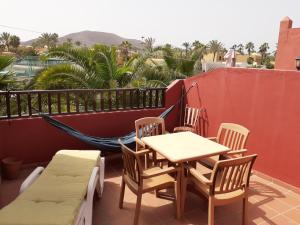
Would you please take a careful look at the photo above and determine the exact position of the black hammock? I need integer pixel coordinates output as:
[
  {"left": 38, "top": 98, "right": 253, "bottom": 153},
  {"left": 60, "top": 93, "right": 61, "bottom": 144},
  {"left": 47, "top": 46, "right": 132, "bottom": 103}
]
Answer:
[{"left": 41, "top": 83, "right": 196, "bottom": 151}]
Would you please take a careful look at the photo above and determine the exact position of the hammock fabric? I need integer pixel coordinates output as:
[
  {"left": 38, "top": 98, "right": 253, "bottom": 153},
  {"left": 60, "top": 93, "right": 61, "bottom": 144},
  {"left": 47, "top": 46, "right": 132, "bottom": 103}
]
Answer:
[
  {"left": 42, "top": 105, "right": 175, "bottom": 151},
  {"left": 42, "top": 83, "right": 196, "bottom": 152}
]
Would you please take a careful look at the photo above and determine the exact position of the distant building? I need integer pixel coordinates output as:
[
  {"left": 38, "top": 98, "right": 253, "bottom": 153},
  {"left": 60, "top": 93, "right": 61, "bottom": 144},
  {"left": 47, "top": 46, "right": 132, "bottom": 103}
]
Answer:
[{"left": 275, "top": 17, "right": 300, "bottom": 70}]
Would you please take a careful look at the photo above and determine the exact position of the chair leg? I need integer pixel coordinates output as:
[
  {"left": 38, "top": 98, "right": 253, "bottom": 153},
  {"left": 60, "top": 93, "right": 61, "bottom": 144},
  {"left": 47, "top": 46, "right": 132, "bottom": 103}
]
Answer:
[
  {"left": 133, "top": 193, "right": 142, "bottom": 225},
  {"left": 243, "top": 195, "right": 248, "bottom": 225},
  {"left": 119, "top": 176, "right": 125, "bottom": 209},
  {"left": 208, "top": 197, "right": 214, "bottom": 225}
]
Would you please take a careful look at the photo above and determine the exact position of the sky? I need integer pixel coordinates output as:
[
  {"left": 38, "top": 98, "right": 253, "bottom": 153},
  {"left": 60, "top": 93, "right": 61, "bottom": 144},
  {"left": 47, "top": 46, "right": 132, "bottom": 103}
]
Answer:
[{"left": 1, "top": 0, "right": 300, "bottom": 51}]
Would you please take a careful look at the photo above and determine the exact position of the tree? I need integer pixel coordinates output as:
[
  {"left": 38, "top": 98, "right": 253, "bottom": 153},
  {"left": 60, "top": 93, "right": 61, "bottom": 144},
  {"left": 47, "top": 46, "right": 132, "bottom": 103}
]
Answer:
[
  {"left": 33, "top": 33, "right": 58, "bottom": 48},
  {"left": 0, "top": 32, "right": 11, "bottom": 51},
  {"left": 245, "top": 42, "right": 255, "bottom": 56},
  {"left": 208, "top": 40, "right": 224, "bottom": 62},
  {"left": 143, "top": 37, "right": 155, "bottom": 52},
  {"left": 9, "top": 35, "right": 20, "bottom": 50},
  {"left": 258, "top": 42, "right": 270, "bottom": 63},
  {"left": 182, "top": 42, "right": 191, "bottom": 56},
  {"left": 119, "top": 41, "right": 132, "bottom": 63},
  {"left": 236, "top": 44, "right": 244, "bottom": 54},
  {"left": 30, "top": 44, "right": 134, "bottom": 89},
  {"left": 0, "top": 55, "right": 15, "bottom": 90}
]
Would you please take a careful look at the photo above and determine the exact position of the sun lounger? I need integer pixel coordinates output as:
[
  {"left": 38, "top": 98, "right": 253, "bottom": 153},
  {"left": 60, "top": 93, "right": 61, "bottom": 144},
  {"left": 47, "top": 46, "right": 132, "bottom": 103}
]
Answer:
[{"left": 0, "top": 150, "right": 105, "bottom": 225}]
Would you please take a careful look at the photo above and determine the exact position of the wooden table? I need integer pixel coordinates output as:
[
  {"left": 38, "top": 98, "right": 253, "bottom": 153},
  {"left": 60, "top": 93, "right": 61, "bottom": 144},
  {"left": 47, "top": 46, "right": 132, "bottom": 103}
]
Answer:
[{"left": 141, "top": 131, "right": 229, "bottom": 218}]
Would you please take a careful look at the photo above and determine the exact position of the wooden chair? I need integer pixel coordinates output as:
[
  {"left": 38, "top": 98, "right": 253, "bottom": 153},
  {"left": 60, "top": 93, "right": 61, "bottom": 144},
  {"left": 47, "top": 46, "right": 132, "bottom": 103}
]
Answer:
[
  {"left": 201, "top": 123, "right": 250, "bottom": 168},
  {"left": 135, "top": 117, "right": 167, "bottom": 167},
  {"left": 173, "top": 105, "right": 201, "bottom": 133},
  {"left": 187, "top": 154, "right": 257, "bottom": 225},
  {"left": 118, "top": 140, "right": 180, "bottom": 225}
]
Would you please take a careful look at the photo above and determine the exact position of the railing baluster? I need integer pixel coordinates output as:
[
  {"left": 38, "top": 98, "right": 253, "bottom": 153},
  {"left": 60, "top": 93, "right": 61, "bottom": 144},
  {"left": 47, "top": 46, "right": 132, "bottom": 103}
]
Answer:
[
  {"left": 66, "top": 92, "right": 70, "bottom": 113},
  {"left": 84, "top": 93, "right": 88, "bottom": 112},
  {"left": 116, "top": 90, "right": 119, "bottom": 110},
  {"left": 57, "top": 93, "right": 61, "bottom": 114},
  {"left": 136, "top": 89, "right": 140, "bottom": 108},
  {"left": 129, "top": 90, "right": 133, "bottom": 109},
  {"left": 149, "top": 90, "right": 153, "bottom": 108},
  {"left": 108, "top": 91, "right": 112, "bottom": 111},
  {"left": 122, "top": 90, "right": 126, "bottom": 109},
  {"left": 38, "top": 93, "right": 42, "bottom": 113},
  {"left": 48, "top": 93, "right": 52, "bottom": 114},
  {"left": 155, "top": 89, "right": 159, "bottom": 107},
  {"left": 16, "top": 94, "right": 21, "bottom": 116},
  {"left": 5, "top": 91, "right": 11, "bottom": 119},
  {"left": 161, "top": 88, "right": 166, "bottom": 107},
  {"left": 142, "top": 89, "right": 146, "bottom": 108},
  {"left": 75, "top": 92, "right": 79, "bottom": 113},
  {"left": 92, "top": 91, "right": 96, "bottom": 111},
  {"left": 100, "top": 91, "right": 104, "bottom": 111},
  {"left": 28, "top": 93, "right": 32, "bottom": 116}
]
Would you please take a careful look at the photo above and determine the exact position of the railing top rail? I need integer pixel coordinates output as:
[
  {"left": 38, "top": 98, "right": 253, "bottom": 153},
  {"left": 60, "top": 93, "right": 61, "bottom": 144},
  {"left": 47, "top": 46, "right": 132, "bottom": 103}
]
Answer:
[{"left": 0, "top": 87, "right": 167, "bottom": 95}]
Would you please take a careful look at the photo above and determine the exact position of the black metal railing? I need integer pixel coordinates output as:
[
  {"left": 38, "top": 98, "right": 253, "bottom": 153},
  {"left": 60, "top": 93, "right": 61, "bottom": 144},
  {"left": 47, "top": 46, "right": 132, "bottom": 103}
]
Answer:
[{"left": 0, "top": 88, "right": 166, "bottom": 119}]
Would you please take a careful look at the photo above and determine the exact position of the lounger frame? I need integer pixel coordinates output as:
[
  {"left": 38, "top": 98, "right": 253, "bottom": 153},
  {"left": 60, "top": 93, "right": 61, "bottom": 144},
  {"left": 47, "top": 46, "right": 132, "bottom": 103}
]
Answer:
[{"left": 20, "top": 157, "right": 105, "bottom": 225}]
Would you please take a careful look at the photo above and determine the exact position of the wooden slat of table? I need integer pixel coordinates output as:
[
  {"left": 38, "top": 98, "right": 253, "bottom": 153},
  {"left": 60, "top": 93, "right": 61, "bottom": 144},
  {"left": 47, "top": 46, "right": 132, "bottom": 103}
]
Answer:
[{"left": 142, "top": 131, "right": 229, "bottom": 163}]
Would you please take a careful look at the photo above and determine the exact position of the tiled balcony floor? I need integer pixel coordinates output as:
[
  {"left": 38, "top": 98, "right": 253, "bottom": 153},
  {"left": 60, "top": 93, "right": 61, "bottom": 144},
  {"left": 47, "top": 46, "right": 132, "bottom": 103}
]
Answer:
[{"left": 1, "top": 155, "right": 300, "bottom": 225}]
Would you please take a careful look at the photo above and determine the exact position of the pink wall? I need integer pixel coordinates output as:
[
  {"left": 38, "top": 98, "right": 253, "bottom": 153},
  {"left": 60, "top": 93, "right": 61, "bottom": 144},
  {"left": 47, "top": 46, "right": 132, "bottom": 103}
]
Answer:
[
  {"left": 184, "top": 68, "right": 300, "bottom": 188},
  {"left": 0, "top": 80, "right": 183, "bottom": 163},
  {"left": 275, "top": 17, "right": 300, "bottom": 70}
]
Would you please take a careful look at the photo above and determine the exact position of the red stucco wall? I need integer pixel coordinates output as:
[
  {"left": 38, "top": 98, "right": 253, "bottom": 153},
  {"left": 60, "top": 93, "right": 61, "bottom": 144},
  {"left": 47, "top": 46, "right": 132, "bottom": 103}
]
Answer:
[
  {"left": 0, "top": 80, "right": 183, "bottom": 163},
  {"left": 184, "top": 68, "right": 300, "bottom": 188},
  {"left": 275, "top": 17, "right": 300, "bottom": 70}
]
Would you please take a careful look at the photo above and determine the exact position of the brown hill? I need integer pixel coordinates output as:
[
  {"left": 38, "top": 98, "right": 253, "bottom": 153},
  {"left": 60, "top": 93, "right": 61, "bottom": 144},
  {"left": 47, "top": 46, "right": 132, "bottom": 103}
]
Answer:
[{"left": 23, "top": 30, "right": 143, "bottom": 49}]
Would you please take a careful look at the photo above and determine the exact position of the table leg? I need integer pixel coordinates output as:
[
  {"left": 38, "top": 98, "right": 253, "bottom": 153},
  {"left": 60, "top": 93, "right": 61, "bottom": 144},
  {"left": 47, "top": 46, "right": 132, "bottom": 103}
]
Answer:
[
  {"left": 180, "top": 163, "right": 187, "bottom": 216},
  {"left": 176, "top": 163, "right": 182, "bottom": 219}
]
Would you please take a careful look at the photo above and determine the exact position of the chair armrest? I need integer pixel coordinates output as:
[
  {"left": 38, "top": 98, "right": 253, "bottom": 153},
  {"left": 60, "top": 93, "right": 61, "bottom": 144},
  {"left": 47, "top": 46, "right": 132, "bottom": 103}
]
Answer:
[
  {"left": 141, "top": 166, "right": 178, "bottom": 179},
  {"left": 136, "top": 149, "right": 152, "bottom": 156},
  {"left": 226, "top": 149, "right": 247, "bottom": 156},
  {"left": 189, "top": 167, "right": 212, "bottom": 185},
  {"left": 135, "top": 137, "right": 146, "bottom": 148},
  {"left": 207, "top": 137, "right": 217, "bottom": 142},
  {"left": 20, "top": 166, "right": 44, "bottom": 193}
]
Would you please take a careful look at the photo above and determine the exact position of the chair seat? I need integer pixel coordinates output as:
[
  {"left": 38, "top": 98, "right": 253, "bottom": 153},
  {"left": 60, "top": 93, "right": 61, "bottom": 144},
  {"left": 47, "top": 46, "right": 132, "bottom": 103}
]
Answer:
[
  {"left": 124, "top": 167, "right": 175, "bottom": 192},
  {"left": 190, "top": 169, "right": 245, "bottom": 201},
  {"left": 199, "top": 155, "right": 219, "bottom": 169}
]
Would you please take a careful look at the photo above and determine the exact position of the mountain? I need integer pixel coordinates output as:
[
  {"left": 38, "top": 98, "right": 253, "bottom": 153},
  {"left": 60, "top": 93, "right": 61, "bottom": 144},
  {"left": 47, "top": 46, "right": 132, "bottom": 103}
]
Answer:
[{"left": 22, "top": 31, "right": 143, "bottom": 49}]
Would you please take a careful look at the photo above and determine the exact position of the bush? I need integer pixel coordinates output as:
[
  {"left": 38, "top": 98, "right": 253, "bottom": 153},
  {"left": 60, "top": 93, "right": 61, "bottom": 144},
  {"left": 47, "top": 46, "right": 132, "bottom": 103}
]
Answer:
[{"left": 247, "top": 57, "right": 254, "bottom": 65}]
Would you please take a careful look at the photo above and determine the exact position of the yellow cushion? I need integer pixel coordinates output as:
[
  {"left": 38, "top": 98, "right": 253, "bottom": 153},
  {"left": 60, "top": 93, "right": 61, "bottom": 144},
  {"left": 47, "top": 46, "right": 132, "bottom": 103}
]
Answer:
[{"left": 0, "top": 150, "right": 100, "bottom": 225}]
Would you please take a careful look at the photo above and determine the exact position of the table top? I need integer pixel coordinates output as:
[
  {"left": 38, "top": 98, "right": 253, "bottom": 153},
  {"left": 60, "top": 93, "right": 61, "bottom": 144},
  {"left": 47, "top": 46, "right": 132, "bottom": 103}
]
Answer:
[{"left": 142, "top": 131, "right": 229, "bottom": 163}]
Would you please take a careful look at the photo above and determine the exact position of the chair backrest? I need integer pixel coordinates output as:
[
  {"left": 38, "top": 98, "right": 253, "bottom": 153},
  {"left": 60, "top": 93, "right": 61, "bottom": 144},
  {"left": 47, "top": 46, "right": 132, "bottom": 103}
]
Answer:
[
  {"left": 210, "top": 154, "right": 257, "bottom": 195},
  {"left": 216, "top": 123, "right": 249, "bottom": 150},
  {"left": 119, "top": 139, "right": 143, "bottom": 185},
  {"left": 135, "top": 117, "right": 165, "bottom": 139},
  {"left": 183, "top": 106, "right": 201, "bottom": 129}
]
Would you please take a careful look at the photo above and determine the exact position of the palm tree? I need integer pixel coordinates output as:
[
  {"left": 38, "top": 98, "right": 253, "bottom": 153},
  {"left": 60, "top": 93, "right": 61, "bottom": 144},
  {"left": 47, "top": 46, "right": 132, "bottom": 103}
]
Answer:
[
  {"left": 9, "top": 35, "right": 20, "bottom": 51},
  {"left": 143, "top": 37, "right": 155, "bottom": 52},
  {"left": 182, "top": 42, "right": 191, "bottom": 56},
  {"left": 0, "top": 32, "right": 11, "bottom": 51},
  {"left": 258, "top": 42, "right": 270, "bottom": 63},
  {"left": 237, "top": 44, "right": 244, "bottom": 54},
  {"left": 33, "top": 33, "right": 59, "bottom": 48},
  {"left": 119, "top": 41, "right": 132, "bottom": 62},
  {"left": 245, "top": 42, "right": 255, "bottom": 56},
  {"left": 208, "top": 40, "right": 224, "bottom": 62},
  {"left": 30, "top": 44, "right": 133, "bottom": 89},
  {"left": 0, "top": 55, "right": 15, "bottom": 90}
]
